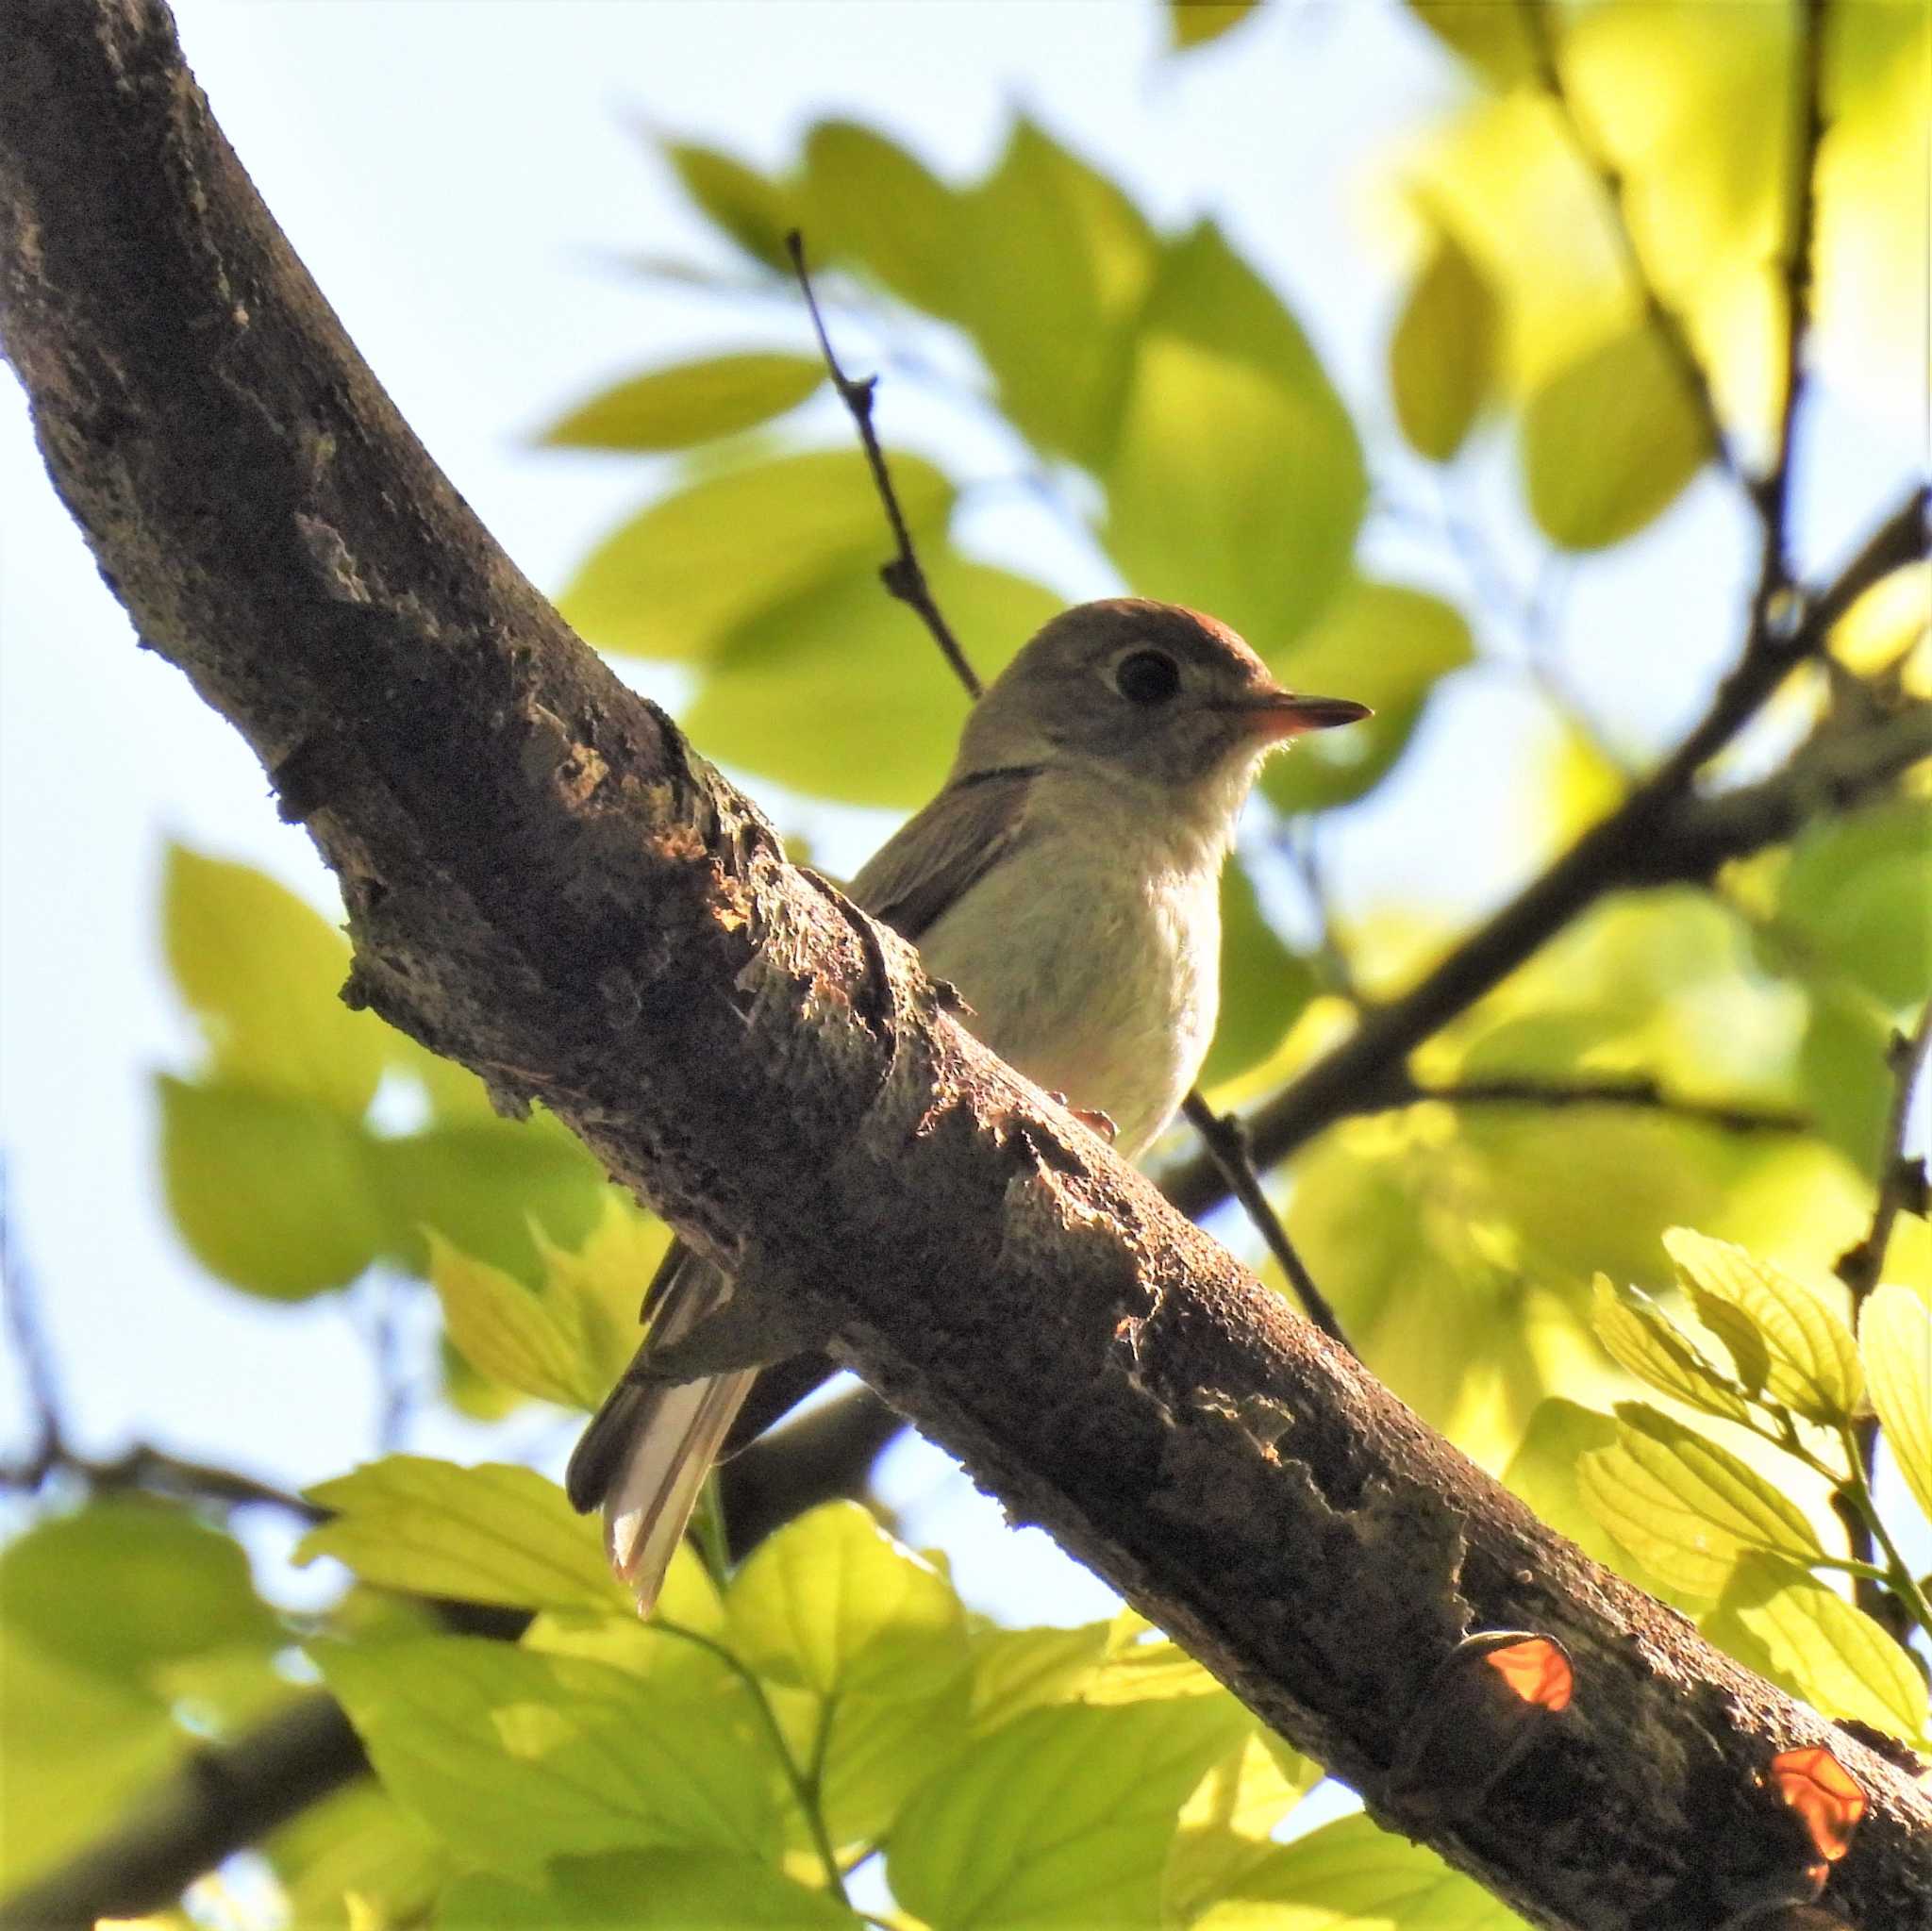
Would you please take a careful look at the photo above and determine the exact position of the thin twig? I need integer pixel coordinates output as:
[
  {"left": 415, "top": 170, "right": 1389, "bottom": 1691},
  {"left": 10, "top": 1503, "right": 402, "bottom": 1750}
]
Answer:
[
  {"left": 784, "top": 230, "right": 983, "bottom": 698},
  {"left": 1516, "top": 0, "right": 1739, "bottom": 481},
  {"left": 1411, "top": 1075, "right": 1811, "bottom": 1139},
  {"left": 789, "top": 234, "right": 1352, "bottom": 1349},
  {"left": 1180, "top": 1093, "right": 1352, "bottom": 1355}
]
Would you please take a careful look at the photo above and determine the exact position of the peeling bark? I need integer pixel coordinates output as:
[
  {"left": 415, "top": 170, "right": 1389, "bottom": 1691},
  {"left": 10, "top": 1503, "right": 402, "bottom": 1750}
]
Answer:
[{"left": 1, "top": 4, "right": 1926, "bottom": 1926}]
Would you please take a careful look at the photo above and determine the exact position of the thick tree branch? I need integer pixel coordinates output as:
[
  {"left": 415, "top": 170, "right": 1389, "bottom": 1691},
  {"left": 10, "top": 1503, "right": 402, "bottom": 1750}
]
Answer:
[{"left": 3, "top": 7, "right": 1927, "bottom": 1930}]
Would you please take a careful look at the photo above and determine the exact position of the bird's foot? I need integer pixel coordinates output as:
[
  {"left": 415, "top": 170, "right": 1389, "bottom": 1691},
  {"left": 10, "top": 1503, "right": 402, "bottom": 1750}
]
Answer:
[{"left": 1045, "top": 1092, "right": 1119, "bottom": 1143}]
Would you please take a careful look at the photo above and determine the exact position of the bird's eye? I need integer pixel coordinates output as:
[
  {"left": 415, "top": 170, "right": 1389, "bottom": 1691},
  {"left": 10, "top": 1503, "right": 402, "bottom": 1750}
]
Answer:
[{"left": 1114, "top": 649, "right": 1181, "bottom": 706}]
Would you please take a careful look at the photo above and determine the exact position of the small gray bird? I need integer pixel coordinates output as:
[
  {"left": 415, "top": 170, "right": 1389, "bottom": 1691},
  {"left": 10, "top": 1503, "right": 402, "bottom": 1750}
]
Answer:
[{"left": 566, "top": 597, "right": 1369, "bottom": 1608}]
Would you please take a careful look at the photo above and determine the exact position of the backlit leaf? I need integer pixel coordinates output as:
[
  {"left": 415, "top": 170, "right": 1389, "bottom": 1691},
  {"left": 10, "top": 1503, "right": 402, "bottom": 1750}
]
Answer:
[
  {"left": 1776, "top": 799, "right": 1932, "bottom": 1010},
  {"left": 1105, "top": 223, "right": 1365, "bottom": 649},
  {"left": 158, "top": 1075, "right": 385, "bottom": 1299},
  {"left": 802, "top": 121, "right": 967, "bottom": 318},
  {"left": 427, "top": 1234, "right": 603, "bottom": 1411},
  {"left": 664, "top": 142, "right": 796, "bottom": 269},
  {"left": 1521, "top": 325, "right": 1711, "bottom": 550},
  {"left": 1163, "top": 1728, "right": 1321, "bottom": 1926},
  {"left": 1261, "top": 581, "right": 1472, "bottom": 816},
  {"left": 1591, "top": 1274, "right": 1752, "bottom": 1424},
  {"left": 1707, "top": 1554, "right": 1928, "bottom": 1743},
  {"left": 1577, "top": 1402, "right": 1823, "bottom": 1598},
  {"left": 1203, "top": 860, "right": 1318, "bottom": 1088},
  {"left": 373, "top": 1116, "right": 606, "bottom": 1287},
  {"left": 1391, "top": 229, "right": 1499, "bottom": 461},
  {"left": 1663, "top": 1227, "right": 1862, "bottom": 1424},
  {"left": 299, "top": 1457, "right": 626, "bottom": 1615},
  {"left": 315, "top": 1637, "right": 780, "bottom": 1876},
  {"left": 440, "top": 1850, "right": 860, "bottom": 1928},
  {"left": 1799, "top": 985, "right": 1894, "bottom": 1174},
  {"left": 684, "top": 548, "right": 1058, "bottom": 809},
  {"left": 726, "top": 1502, "right": 971, "bottom": 1847},
  {"left": 540, "top": 354, "right": 823, "bottom": 451},
  {"left": 1170, "top": 2, "right": 1261, "bottom": 54},
  {"left": 965, "top": 1621, "right": 1111, "bottom": 1735},
  {"left": 889, "top": 1697, "right": 1250, "bottom": 1930},
  {"left": 164, "top": 845, "right": 384, "bottom": 1116},
  {"left": 1861, "top": 1284, "right": 1932, "bottom": 1524},
  {"left": 559, "top": 448, "right": 952, "bottom": 661},
  {"left": 1403, "top": 1, "right": 1535, "bottom": 85}
]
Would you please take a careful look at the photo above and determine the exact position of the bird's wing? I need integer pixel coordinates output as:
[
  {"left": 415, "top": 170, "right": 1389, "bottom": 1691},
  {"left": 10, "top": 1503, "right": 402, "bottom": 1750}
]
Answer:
[{"left": 850, "top": 764, "right": 1040, "bottom": 941}]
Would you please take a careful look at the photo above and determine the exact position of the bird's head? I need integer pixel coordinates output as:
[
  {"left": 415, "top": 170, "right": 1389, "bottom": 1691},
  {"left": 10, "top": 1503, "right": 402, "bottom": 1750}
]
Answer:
[{"left": 956, "top": 599, "right": 1370, "bottom": 824}]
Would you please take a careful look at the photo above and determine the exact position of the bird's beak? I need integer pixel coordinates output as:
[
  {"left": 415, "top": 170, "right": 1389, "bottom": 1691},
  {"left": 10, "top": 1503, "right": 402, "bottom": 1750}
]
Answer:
[{"left": 1228, "top": 690, "right": 1374, "bottom": 741}]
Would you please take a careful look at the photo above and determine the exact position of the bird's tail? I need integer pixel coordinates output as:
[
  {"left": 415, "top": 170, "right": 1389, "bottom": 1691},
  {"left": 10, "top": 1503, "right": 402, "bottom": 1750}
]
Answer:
[{"left": 565, "top": 1367, "right": 758, "bottom": 1615}]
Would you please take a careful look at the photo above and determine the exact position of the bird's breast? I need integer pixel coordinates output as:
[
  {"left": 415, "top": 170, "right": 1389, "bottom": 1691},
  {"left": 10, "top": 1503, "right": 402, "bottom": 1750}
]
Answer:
[{"left": 916, "top": 810, "right": 1222, "bottom": 1157}]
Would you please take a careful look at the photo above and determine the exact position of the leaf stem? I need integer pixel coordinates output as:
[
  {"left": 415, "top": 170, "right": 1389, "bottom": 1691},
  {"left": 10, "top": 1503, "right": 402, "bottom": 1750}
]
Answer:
[{"left": 652, "top": 1618, "right": 852, "bottom": 1904}]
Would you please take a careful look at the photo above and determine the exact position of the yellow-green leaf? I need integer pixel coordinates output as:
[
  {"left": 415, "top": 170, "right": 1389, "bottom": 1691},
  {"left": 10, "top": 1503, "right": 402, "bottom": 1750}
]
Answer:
[
  {"left": 1577, "top": 1403, "right": 1824, "bottom": 1598},
  {"left": 427, "top": 1234, "right": 602, "bottom": 1411},
  {"left": 965, "top": 1621, "right": 1111, "bottom": 1736},
  {"left": 1664, "top": 1227, "right": 1863, "bottom": 1424},
  {"left": 1521, "top": 325, "right": 1711, "bottom": 550},
  {"left": 164, "top": 845, "right": 385, "bottom": 1116},
  {"left": 1203, "top": 860, "right": 1317, "bottom": 1088},
  {"left": 299, "top": 1457, "right": 625, "bottom": 1615},
  {"left": 1390, "top": 230, "right": 1499, "bottom": 461},
  {"left": 802, "top": 120, "right": 966, "bottom": 319},
  {"left": 725, "top": 1502, "right": 971, "bottom": 1848},
  {"left": 1193, "top": 1810, "right": 1527, "bottom": 1929},
  {"left": 889, "top": 1697, "right": 1251, "bottom": 1931},
  {"left": 1591, "top": 1274, "right": 1752, "bottom": 1424},
  {"left": 158, "top": 1075, "right": 386, "bottom": 1299},
  {"left": 1261, "top": 580, "right": 1472, "bottom": 816},
  {"left": 1862, "top": 1283, "right": 1932, "bottom": 1523},
  {"left": 663, "top": 142, "right": 796, "bottom": 269},
  {"left": 559, "top": 448, "right": 952, "bottom": 661},
  {"left": 1402, "top": 1, "right": 1535, "bottom": 85},
  {"left": 372, "top": 1116, "right": 606, "bottom": 1287},
  {"left": 684, "top": 548, "right": 1058, "bottom": 809},
  {"left": 315, "top": 1637, "right": 780, "bottom": 1876},
  {"left": 540, "top": 354, "right": 823, "bottom": 451},
  {"left": 1163, "top": 1728, "right": 1322, "bottom": 1927},
  {"left": 1105, "top": 223, "right": 1366, "bottom": 650},
  {"left": 1707, "top": 1554, "right": 1929, "bottom": 1743},
  {"left": 440, "top": 1850, "right": 862, "bottom": 1929},
  {"left": 1170, "top": 1, "right": 1261, "bottom": 54}
]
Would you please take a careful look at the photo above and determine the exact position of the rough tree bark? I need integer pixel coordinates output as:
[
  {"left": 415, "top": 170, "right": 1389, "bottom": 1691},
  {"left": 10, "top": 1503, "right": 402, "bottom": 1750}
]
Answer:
[{"left": 1, "top": 4, "right": 1926, "bottom": 1928}]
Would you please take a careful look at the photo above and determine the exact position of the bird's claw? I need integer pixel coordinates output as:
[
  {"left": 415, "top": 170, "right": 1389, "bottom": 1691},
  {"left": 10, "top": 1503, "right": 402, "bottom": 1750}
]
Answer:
[{"left": 1044, "top": 1091, "right": 1119, "bottom": 1143}]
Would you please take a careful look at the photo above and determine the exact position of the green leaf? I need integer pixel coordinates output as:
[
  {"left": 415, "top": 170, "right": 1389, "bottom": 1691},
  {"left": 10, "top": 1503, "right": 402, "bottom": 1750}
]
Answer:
[
  {"left": 1203, "top": 860, "right": 1318, "bottom": 1088},
  {"left": 1707, "top": 1555, "right": 1929, "bottom": 1743},
  {"left": 726, "top": 1502, "right": 971, "bottom": 1846},
  {"left": 1105, "top": 224, "right": 1366, "bottom": 651},
  {"left": 1260, "top": 580, "right": 1473, "bottom": 816},
  {"left": 0, "top": 1498, "right": 281, "bottom": 1687},
  {"left": 1163, "top": 1728, "right": 1321, "bottom": 1927},
  {"left": 1776, "top": 799, "right": 1932, "bottom": 1009},
  {"left": 684, "top": 549, "right": 1058, "bottom": 809},
  {"left": 1192, "top": 1810, "right": 1528, "bottom": 1929},
  {"left": 1170, "top": 1, "right": 1261, "bottom": 54},
  {"left": 1501, "top": 1399, "right": 1631, "bottom": 1572},
  {"left": 266, "top": 1783, "right": 447, "bottom": 1931},
  {"left": 964, "top": 1621, "right": 1111, "bottom": 1736},
  {"left": 1799, "top": 984, "right": 1895, "bottom": 1173},
  {"left": 663, "top": 142, "right": 796, "bottom": 269},
  {"left": 1663, "top": 1227, "right": 1863, "bottom": 1424},
  {"left": 315, "top": 1637, "right": 781, "bottom": 1877},
  {"left": 439, "top": 1849, "right": 861, "bottom": 1929},
  {"left": 1390, "top": 230, "right": 1499, "bottom": 461},
  {"left": 1402, "top": 1, "right": 1535, "bottom": 84},
  {"left": 540, "top": 354, "right": 824, "bottom": 452},
  {"left": 954, "top": 119, "right": 1160, "bottom": 467},
  {"left": 889, "top": 1697, "right": 1250, "bottom": 1931},
  {"left": 559, "top": 449, "right": 952, "bottom": 661},
  {"left": 801, "top": 121, "right": 967, "bottom": 319},
  {"left": 428, "top": 1234, "right": 604, "bottom": 1411},
  {"left": 158, "top": 1074, "right": 387, "bottom": 1298},
  {"left": 0, "top": 1628, "right": 181, "bottom": 1894},
  {"left": 373, "top": 1117, "right": 607, "bottom": 1287},
  {"left": 1577, "top": 1402, "right": 1824, "bottom": 1598},
  {"left": 1862, "top": 1283, "right": 1932, "bottom": 1523},
  {"left": 164, "top": 844, "right": 385, "bottom": 1115},
  {"left": 1521, "top": 325, "right": 1711, "bottom": 550},
  {"left": 1590, "top": 1274, "right": 1753, "bottom": 1424},
  {"left": 299, "top": 1457, "right": 627, "bottom": 1615}
]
